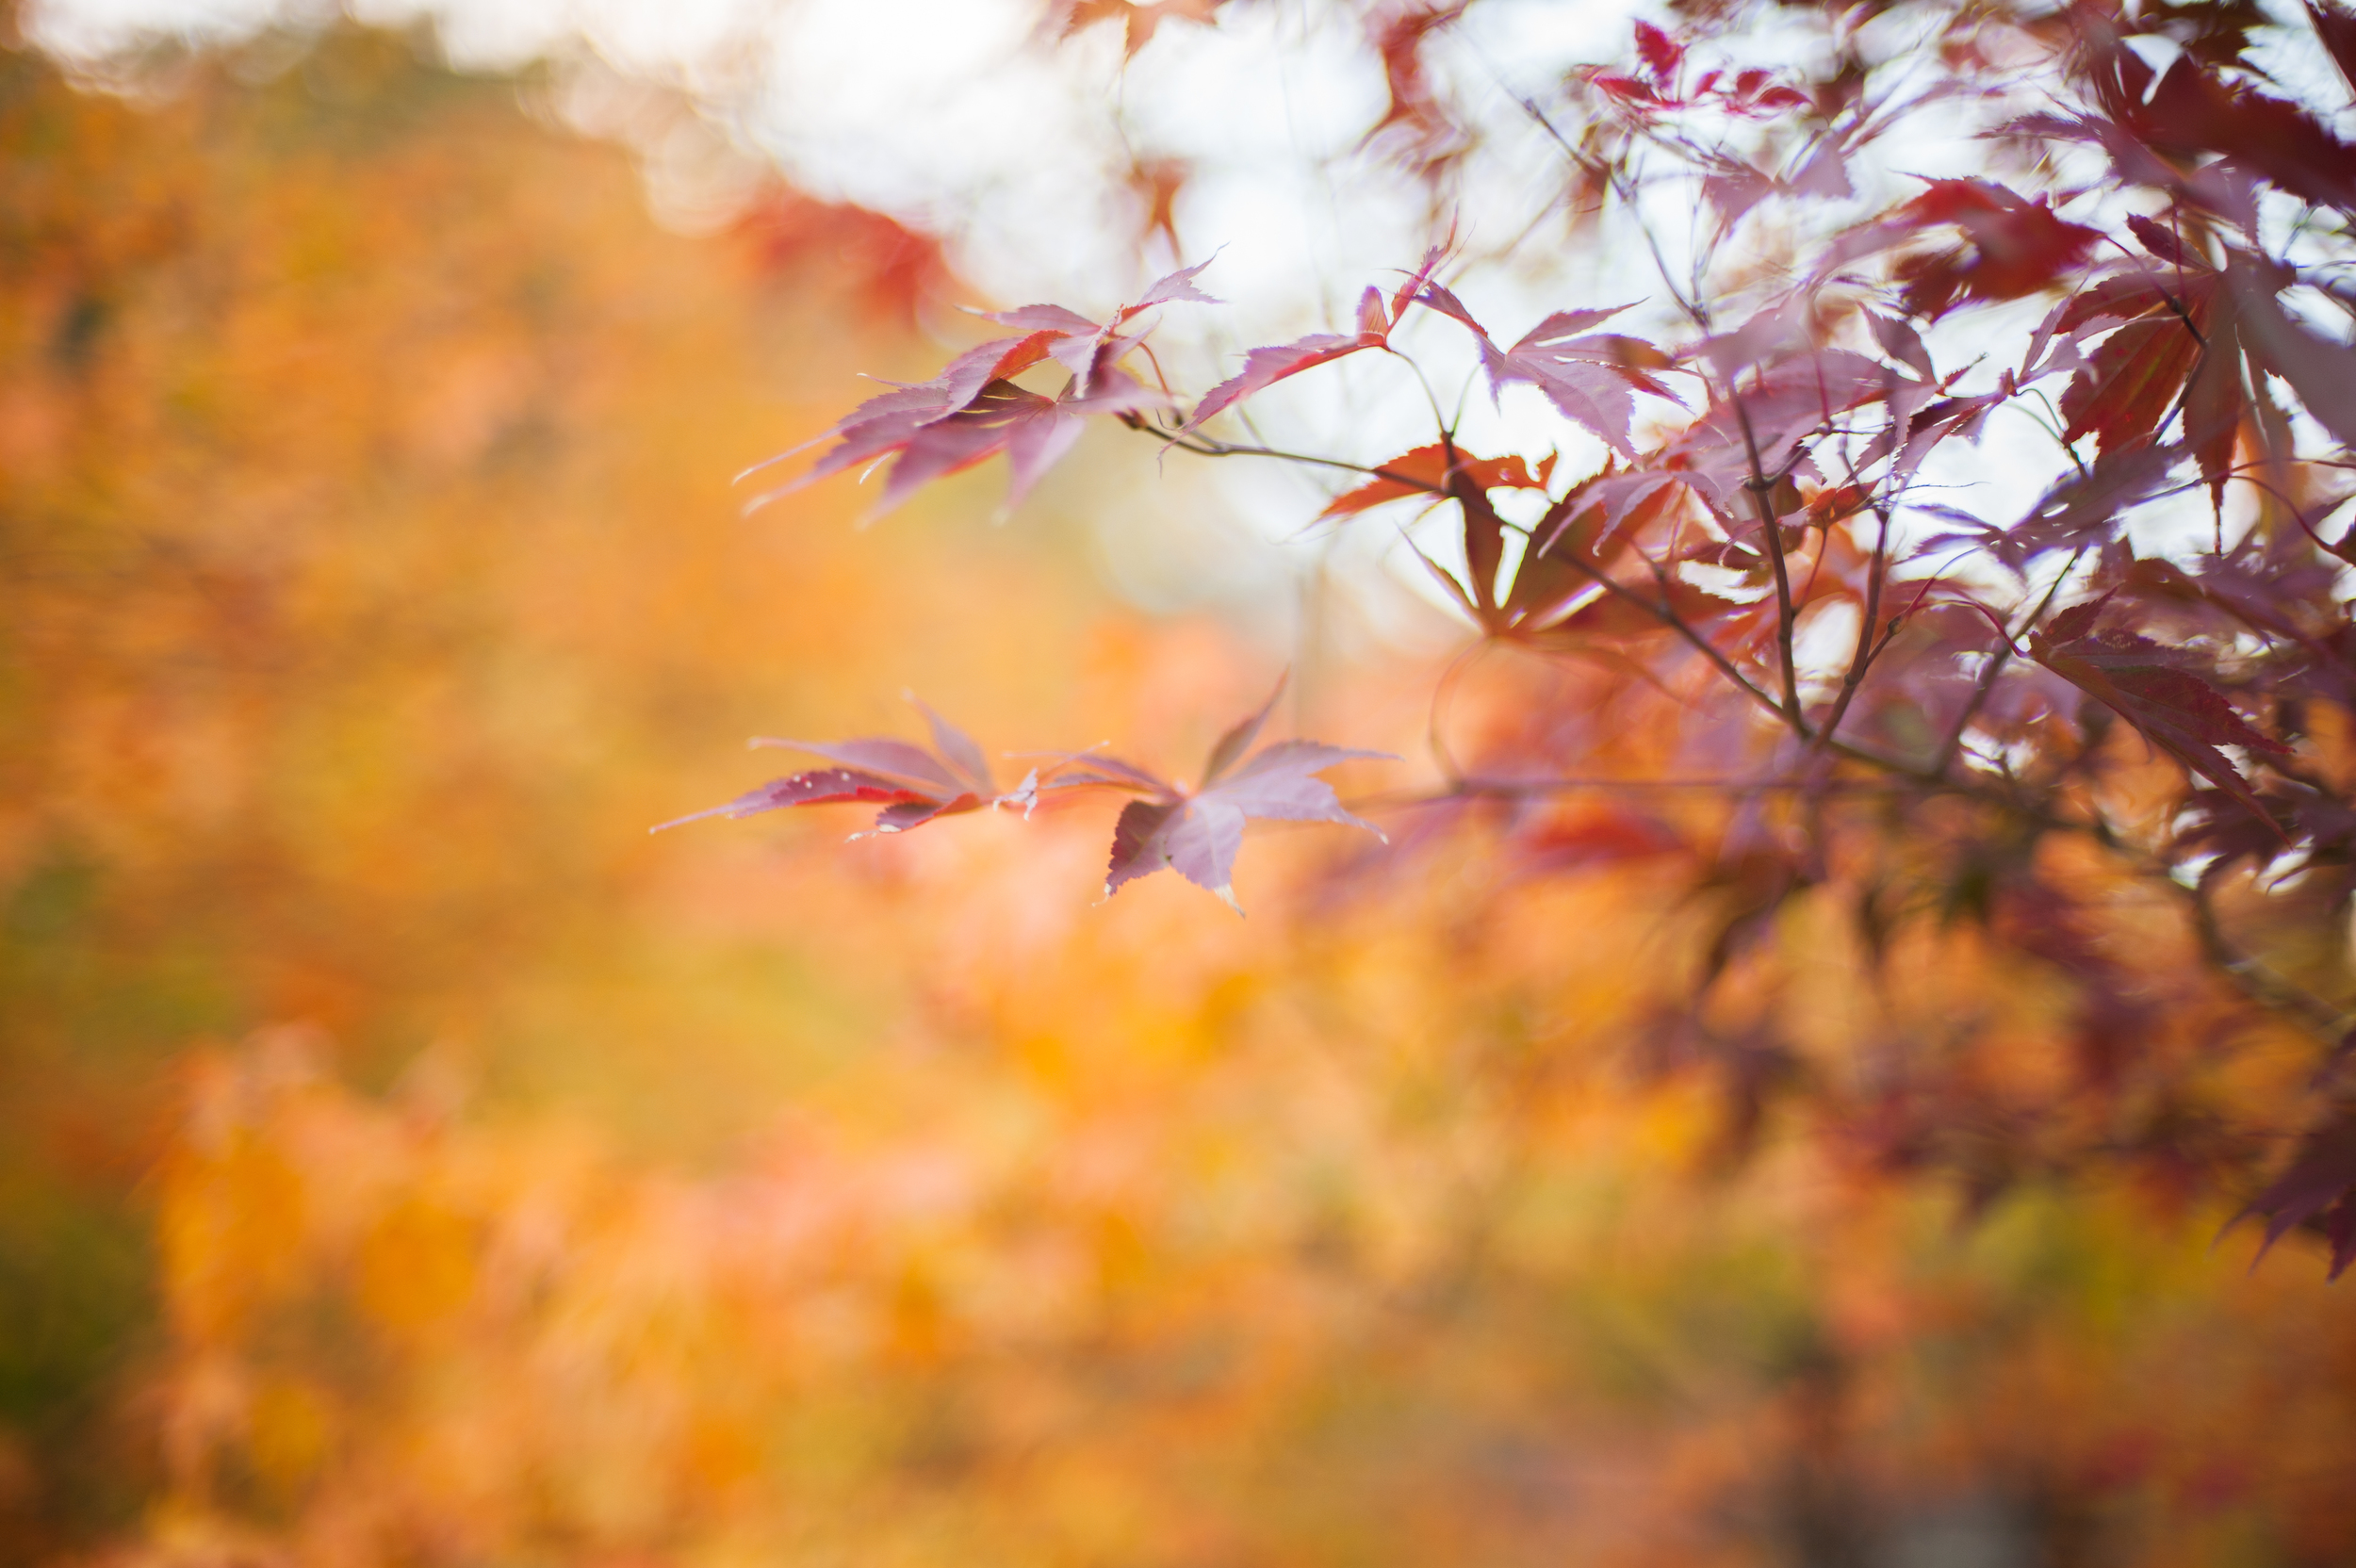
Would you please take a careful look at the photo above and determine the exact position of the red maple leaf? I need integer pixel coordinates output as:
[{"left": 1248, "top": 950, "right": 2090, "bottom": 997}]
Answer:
[
  {"left": 2029, "top": 596, "right": 2289, "bottom": 829},
  {"left": 656, "top": 702, "right": 999, "bottom": 838},
  {"left": 2059, "top": 299, "right": 2208, "bottom": 455},
  {"left": 1891, "top": 180, "right": 2102, "bottom": 318},
  {"left": 1318, "top": 441, "right": 1544, "bottom": 517},
  {"left": 1631, "top": 20, "right": 1683, "bottom": 85},
  {"left": 1183, "top": 290, "right": 1401, "bottom": 430},
  {"left": 1413, "top": 294, "right": 1681, "bottom": 455},
  {"left": 1016, "top": 678, "right": 1391, "bottom": 910},
  {"left": 747, "top": 261, "right": 1219, "bottom": 516}
]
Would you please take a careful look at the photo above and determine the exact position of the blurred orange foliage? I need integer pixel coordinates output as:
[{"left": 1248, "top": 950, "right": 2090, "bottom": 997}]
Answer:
[{"left": 5, "top": 22, "right": 2356, "bottom": 1568}]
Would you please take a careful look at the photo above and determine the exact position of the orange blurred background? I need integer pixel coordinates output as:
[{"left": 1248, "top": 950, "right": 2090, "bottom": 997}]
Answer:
[{"left": 6, "top": 20, "right": 2356, "bottom": 1568}]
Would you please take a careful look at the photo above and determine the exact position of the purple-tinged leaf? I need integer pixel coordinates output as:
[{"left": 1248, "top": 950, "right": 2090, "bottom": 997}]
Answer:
[
  {"left": 2228, "top": 253, "right": 2356, "bottom": 449},
  {"left": 1106, "top": 798, "right": 1188, "bottom": 895},
  {"left": 2124, "top": 214, "right": 2200, "bottom": 270},
  {"left": 1485, "top": 347, "right": 1639, "bottom": 453},
  {"left": 2030, "top": 608, "right": 2289, "bottom": 831},
  {"left": 1000, "top": 398, "right": 1088, "bottom": 510},
  {"left": 979, "top": 302, "right": 1102, "bottom": 335},
  {"left": 1867, "top": 313, "right": 1935, "bottom": 380},
  {"left": 1103, "top": 743, "right": 1388, "bottom": 909},
  {"left": 1033, "top": 754, "right": 1169, "bottom": 793},
  {"left": 911, "top": 697, "right": 993, "bottom": 791},
  {"left": 1787, "top": 138, "right": 1852, "bottom": 200},
  {"left": 2007, "top": 442, "right": 2180, "bottom": 559},
  {"left": 664, "top": 716, "right": 1007, "bottom": 840},
  {"left": 866, "top": 795, "right": 981, "bottom": 836},
  {"left": 920, "top": 332, "right": 1064, "bottom": 416},
  {"left": 1203, "top": 676, "right": 1285, "bottom": 786},
  {"left": 1512, "top": 304, "right": 1640, "bottom": 350},
  {"left": 873, "top": 382, "right": 1072, "bottom": 515},
  {"left": 1212, "top": 741, "right": 1389, "bottom": 825},
  {"left": 1414, "top": 282, "right": 1490, "bottom": 339},
  {"left": 751, "top": 735, "right": 961, "bottom": 791},
  {"left": 1186, "top": 332, "right": 1378, "bottom": 429},
  {"left": 1130, "top": 255, "right": 1224, "bottom": 313},
  {"left": 1062, "top": 693, "right": 1395, "bottom": 908},
  {"left": 651, "top": 767, "right": 925, "bottom": 833}
]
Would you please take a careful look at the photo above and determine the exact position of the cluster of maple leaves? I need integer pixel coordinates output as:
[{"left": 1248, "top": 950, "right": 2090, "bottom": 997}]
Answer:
[{"left": 679, "top": 0, "right": 2356, "bottom": 1275}]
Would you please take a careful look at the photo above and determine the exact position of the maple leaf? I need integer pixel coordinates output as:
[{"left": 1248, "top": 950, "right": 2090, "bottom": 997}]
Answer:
[
  {"left": 654, "top": 702, "right": 999, "bottom": 838},
  {"left": 2094, "top": 43, "right": 2356, "bottom": 212},
  {"left": 1027, "top": 679, "right": 1391, "bottom": 910},
  {"left": 2314, "top": 0, "right": 2356, "bottom": 99},
  {"left": 2059, "top": 295, "right": 2206, "bottom": 454},
  {"left": 2226, "top": 252, "right": 2356, "bottom": 449},
  {"left": 1862, "top": 180, "right": 2101, "bottom": 318},
  {"left": 2239, "top": 1108, "right": 2356, "bottom": 1280},
  {"left": 1184, "top": 289, "right": 1401, "bottom": 430},
  {"left": 732, "top": 188, "right": 951, "bottom": 327},
  {"left": 2004, "top": 441, "right": 2181, "bottom": 563},
  {"left": 1184, "top": 331, "right": 1379, "bottom": 429},
  {"left": 1318, "top": 442, "right": 1543, "bottom": 517},
  {"left": 1631, "top": 21, "right": 1682, "bottom": 85},
  {"left": 1363, "top": 3, "right": 1470, "bottom": 173},
  {"left": 749, "top": 261, "right": 1219, "bottom": 516},
  {"left": 2028, "top": 596, "right": 2288, "bottom": 828},
  {"left": 1416, "top": 298, "right": 1682, "bottom": 456},
  {"left": 2124, "top": 213, "right": 2200, "bottom": 270},
  {"left": 1184, "top": 256, "right": 1459, "bottom": 432}
]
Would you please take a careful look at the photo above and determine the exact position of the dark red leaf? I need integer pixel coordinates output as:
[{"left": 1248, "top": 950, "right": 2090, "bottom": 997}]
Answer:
[
  {"left": 2240, "top": 1110, "right": 2356, "bottom": 1280},
  {"left": 2182, "top": 298, "right": 2246, "bottom": 516},
  {"left": 2313, "top": 1, "right": 2356, "bottom": 100},
  {"left": 1891, "top": 180, "right": 2102, "bottom": 318},
  {"left": 2136, "top": 54, "right": 2356, "bottom": 211},
  {"left": 2030, "top": 611, "right": 2288, "bottom": 830}
]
